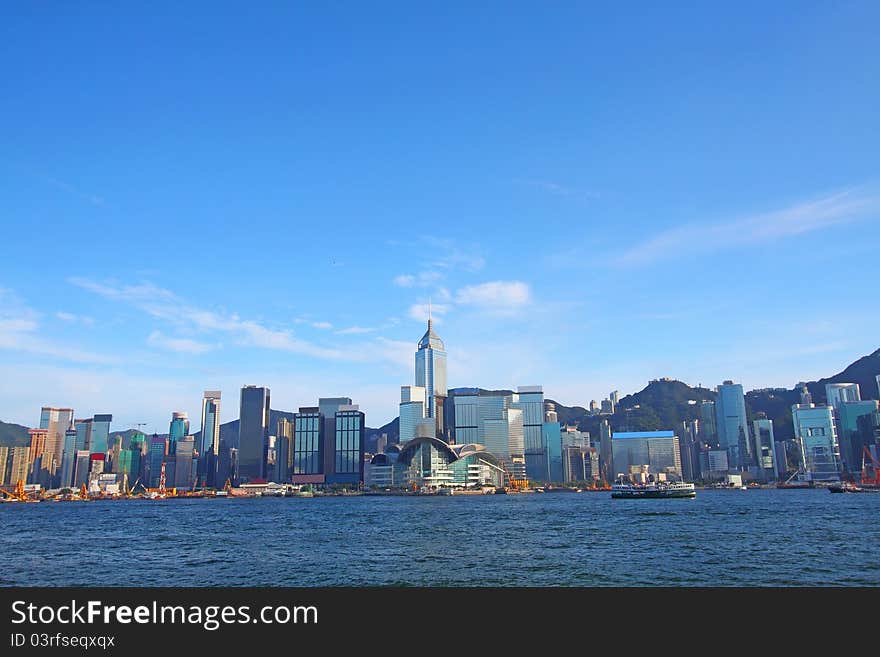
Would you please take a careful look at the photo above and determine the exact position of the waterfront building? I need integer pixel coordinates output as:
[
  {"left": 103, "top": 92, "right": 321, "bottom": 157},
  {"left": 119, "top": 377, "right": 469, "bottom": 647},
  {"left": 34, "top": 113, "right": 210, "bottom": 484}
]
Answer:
[
  {"left": 678, "top": 420, "right": 700, "bottom": 483},
  {"left": 714, "top": 381, "right": 751, "bottom": 470},
  {"left": 610, "top": 390, "right": 619, "bottom": 407},
  {"left": 589, "top": 400, "right": 599, "bottom": 415},
  {"left": 415, "top": 318, "right": 448, "bottom": 438},
  {"left": 74, "top": 418, "right": 91, "bottom": 452},
  {"left": 791, "top": 404, "right": 840, "bottom": 481},
  {"left": 147, "top": 435, "right": 168, "bottom": 488},
  {"left": 290, "top": 399, "right": 365, "bottom": 486},
  {"left": 275, "top": 417, "right": 293, "bottom": 483},
  {"left": 292, "top": 407, "right": 323, "bottom": 484},
  {"left": 562, "top": 446, "right": 599, "bottom": 484},
  {"left": 699, "top": 401, "right": 718, "bottom": 445},
  {"left": 825, "top": 383, "right": 860, "bottom": 411},
  {"left": 89, "top": 414, "right": 112, "bottom": 455},
  {"left": 600, "top": 398, "right": 614, "bottom": 415},
  {"left": 238, "top": 385, "right": 270, "bottom": 482},
  {"left": 599, "top": 419, "right": 612, "bottom": 482},
  {"left": 774, "top": 441, "right": 790, "bottom": 478},
  {"left": 365, "top": 438, "right": 504, "bottom": 490},
  {"left": 514, "top": 386, "right": 545, "bottom": 480},
  {"left": 0, "top": 446, "right": 7, "bottom": 485},
  {"left": 399, "top": 385, "right": 427, "bottom": 443},
  {"left": 27, "top": 429, "right": 48, "bottom": 485},
  {"left": 611, "top": 431, "right": 683, "bottom": 481},
  {"left": 705, "top": 449, "right": 730, "bottom": 479},
  {"left": 8, "top": 446, "right": 31, "bottom": 486},
  {"left": 39, "top": 407, "right": 74, "bottom": 485},
  {"left": 58, "top": 424, "right": 78, "bottom": 488},
  {"left": 174, "top": 436, "right": 196, "bottom": 489},
  {"left": 73, "top": 450, "right": 91, "bottom": 488},
  {"left": 168, "top": 411, "right": 190, "bottom": 456},
  {"left": 752, "top": 417, "right": 778, "bottom": 482},
  {"left": 541, "top": 421, "right": 563, "bottom": 482},
  {"left": 837, "top": 400, "right": 879, "bottom": 473},
  {"left": 197, "top": 391, "right": 221, "bottom": 487}
]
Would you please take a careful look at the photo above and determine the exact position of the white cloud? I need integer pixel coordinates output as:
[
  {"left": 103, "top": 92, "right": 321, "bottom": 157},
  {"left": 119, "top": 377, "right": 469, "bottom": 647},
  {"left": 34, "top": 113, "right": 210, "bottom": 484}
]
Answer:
[
  {"left": 0, "top": 289, "right": 115, "bottom": 364},
  {"left": 335, "top": 326, "right": 376, "bottom": 335},
  {"left": 393, "top": 271, "right": 443, "bottom": 288},
  {"left": 147, "top": 331, "right": 216, "bottom": 355},
  {"left": 408, "top": 303, "right": 451, "bottom": 323},
  {"left": 311, "top": 321, "right": 333, "bottom": 330},
  {"left": 615, "top": 187, "right": 880, "bottom": 266},
  {"left": 56, "top": 311, "right": 95, "bottom": 326},
  {"left": 455, "top": 281, "right": 531, "bottom": 313}
]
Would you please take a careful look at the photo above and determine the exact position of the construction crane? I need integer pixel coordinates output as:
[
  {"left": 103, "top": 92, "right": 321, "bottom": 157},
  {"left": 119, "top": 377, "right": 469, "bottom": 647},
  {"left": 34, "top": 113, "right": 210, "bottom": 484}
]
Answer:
[
  {"left": 158, "top": 462, "right": 167, "bottom": 496},
  {"left": 861, "top": 447, "right": 880, "bottom": 486}
]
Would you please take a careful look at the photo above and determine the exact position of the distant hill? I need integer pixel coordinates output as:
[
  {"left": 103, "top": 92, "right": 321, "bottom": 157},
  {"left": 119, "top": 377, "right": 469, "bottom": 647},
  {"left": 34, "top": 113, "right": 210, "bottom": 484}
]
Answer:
[
  {"left": 0, "top": 421, "right": 30, "bottom": 447},
  {"left": 3, "top": 348, "right": 879, "bottom": 449}
]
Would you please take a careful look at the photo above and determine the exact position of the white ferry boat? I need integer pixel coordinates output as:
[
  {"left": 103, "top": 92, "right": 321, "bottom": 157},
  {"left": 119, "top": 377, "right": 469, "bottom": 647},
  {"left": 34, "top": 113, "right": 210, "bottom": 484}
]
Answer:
[{"left": 611, "top": 480, "right": 696, "bottom": 499}]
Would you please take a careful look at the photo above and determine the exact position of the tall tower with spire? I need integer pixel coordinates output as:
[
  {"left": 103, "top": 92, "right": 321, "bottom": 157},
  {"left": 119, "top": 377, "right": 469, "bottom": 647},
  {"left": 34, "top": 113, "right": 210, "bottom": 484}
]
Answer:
[{"left": 414, "top": 314, "right": 447, "bottom": 437}]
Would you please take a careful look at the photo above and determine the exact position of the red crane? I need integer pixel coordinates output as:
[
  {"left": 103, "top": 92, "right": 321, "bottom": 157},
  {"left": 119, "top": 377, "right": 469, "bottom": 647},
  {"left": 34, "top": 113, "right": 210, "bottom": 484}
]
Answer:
[{"left": 861, "top": 447, "right": 880, "bottom": 486}]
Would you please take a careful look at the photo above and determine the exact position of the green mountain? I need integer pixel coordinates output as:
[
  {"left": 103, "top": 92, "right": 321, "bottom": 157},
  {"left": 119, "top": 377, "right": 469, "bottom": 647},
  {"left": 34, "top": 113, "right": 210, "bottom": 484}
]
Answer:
[{"left": 0, "top": 421, "right": 30, "bottom": 447}]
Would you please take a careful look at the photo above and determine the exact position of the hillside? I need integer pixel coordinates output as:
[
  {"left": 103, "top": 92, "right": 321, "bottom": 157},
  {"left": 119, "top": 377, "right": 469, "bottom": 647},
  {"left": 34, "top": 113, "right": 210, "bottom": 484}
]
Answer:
[
  {"left": 3, "top": 348, "right": 879, "bottom": 449},
  {"left": 0, "top": 420, "right": 30, "bottom": 447}
]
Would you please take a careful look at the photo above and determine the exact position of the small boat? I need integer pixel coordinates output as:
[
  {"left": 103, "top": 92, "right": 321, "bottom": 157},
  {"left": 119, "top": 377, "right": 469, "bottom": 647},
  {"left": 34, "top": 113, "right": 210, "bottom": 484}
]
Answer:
[{"left": 829, "top": 482, "right": 878, "bottom": 494}]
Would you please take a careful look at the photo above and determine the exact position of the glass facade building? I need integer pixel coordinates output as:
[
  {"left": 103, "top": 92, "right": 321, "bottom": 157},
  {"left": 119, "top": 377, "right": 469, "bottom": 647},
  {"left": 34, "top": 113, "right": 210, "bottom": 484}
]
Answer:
[
  {"left": 413, "top": 319, "right": 447, "bottom": 439},
  {"left": 198, "top": 391, "right": 221, "bottom": 487},
  {"left": 399, "top": 386, "right": 427, "bottom": 444},
  {"left": 791, "top": 404, "right": 840, "bottom": 481},
  {"left": 39, "top": 407, "right": 74, "bottom": 484},
  {"left": 825, "top": 383, "right": 860, "bottom": 411},
  {"left": 90, "top": 414, "right": 112, "bottom": 455},
  {"left": 238, "top": 385, "right": 270, "bottom": 482},
  {"left": 837, "top": 400, "right": 878, "bottom": 473},
  {"left": 59, "top": 427, "right": 78, "bottom": 489},
  {"left": 168, "top": 412, "right": 190, "bottom": 456},
  {"left": 752, "top": 418, "right": 778, "bottom": 481},
  {"left": 714, "top": 382, "right": 751, "bottom": 470},
  {"left": 292, "top": 409, "right": 323, "bottom": 478},
  {"left": 147, "top": 436, "right": 168, "bottom": 488},
  {"left": 330, "top": 407, "right": 364, "bottom": 485}
]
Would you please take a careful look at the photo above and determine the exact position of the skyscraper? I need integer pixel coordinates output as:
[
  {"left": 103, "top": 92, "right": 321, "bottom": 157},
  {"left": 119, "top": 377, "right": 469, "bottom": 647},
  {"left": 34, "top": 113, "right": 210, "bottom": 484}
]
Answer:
[
  {"left": 714, "top": 381, "right": 751, "bottom": 470},
  {"left": 238, "top": 385, "right": 270, "bottom": 482},
  {"left": 599, "top": 419, "right": 612, "bottom": 482},
  {"left": 699, "top": 401, "right": 718, "bottom": 445},
  {"left": 168, "top": 412, "right": 190, "bottom": 456},
  {"left": 198, "top": 391, "right": 221, "bottom": 486},
  {"left": 89, "top": 414, "right": 112, "bottom": 455},
  {"left": 825, "top": 383, "right": 860, "bottom": 411},
  {"left": 39, "top": 407, "right": 74, "bottom": 485},
  {"left": 399, "top": 385, "right": 427, "bottom": 444},
  {"left": 752, "top": 417, "right": 778, "bottom": 482},
  {"left": 8, "top": 446, "right": 31, "bottom": 486},
  {"left": 59, "top": 423, "right": 78, "bottom": 489},
  {"left": 27, "top": 428, "right": 47, "bottom": 485},
  {"left": 791, "top": 403, "right": 840, "bottom": 481},
  {"left": 415, "top": 317, "right": 447, "bottom": 437},
  {"left": 837, "top": 400, "right": 879, "bottom": 472}
]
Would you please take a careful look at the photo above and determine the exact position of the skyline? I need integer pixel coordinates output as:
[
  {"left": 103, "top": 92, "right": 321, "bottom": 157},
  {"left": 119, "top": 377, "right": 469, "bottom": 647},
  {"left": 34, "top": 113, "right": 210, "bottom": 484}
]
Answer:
[{"left": 2, "top": 3, "right": 880, "bottom": 431}]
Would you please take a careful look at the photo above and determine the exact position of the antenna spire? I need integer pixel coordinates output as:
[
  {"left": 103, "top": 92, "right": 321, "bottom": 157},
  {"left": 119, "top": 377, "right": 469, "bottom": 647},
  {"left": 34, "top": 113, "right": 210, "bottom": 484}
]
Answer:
[{"left": 428, "top": 297, "right": 432, "bottom": 327}]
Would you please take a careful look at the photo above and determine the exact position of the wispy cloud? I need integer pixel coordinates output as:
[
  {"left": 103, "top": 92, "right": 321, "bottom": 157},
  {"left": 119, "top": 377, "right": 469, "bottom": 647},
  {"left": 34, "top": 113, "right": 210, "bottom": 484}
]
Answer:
[
  {"left": 293, "top": 318, "right": 334, "bottom": 330},
  {"left": 516, "top": 178, "right": 600, "bottom": 199},
  {"left": 335, "top": 326, "right": 376, "bottom": 335},
  {"left": 56, "top": 311, "right": 95, "bottom": 326},
  {"left": 47, "top": 177, "right": 105, "bottom": 206},
  {"left": 455, "top": 281, "right": 531, "bottom": 315},
  {"left": 147, "top": 330, "right": 216, "bottom": 355},
  {"left": 0, "top": 288, "right": 117, "bottom": 364},
  {"left": 68, "top": 278, "right": 413, "bottom": 367},
  {"left": 393, "top": 271, "right": 443, "bottom": 288},
  {"left": 615, "top": 187, "right": 880, "bottom": 266},
  {"left": 408, "top": 303, "right": 451, "bottom": 323}
]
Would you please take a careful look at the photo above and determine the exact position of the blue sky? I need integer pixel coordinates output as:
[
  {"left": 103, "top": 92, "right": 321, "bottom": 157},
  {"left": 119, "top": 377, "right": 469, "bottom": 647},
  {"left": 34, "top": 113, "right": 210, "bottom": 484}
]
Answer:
[{"left": 2, "top": 2, "right": 879, "bottom": 433}]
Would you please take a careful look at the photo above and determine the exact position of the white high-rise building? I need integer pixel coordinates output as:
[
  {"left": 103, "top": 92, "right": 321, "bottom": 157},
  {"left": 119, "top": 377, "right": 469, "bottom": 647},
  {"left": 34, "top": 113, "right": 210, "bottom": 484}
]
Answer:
[
  {"left": 825, "top": 383, "right": 860, "bottom": 412},
  {"left": 399, "top": 385, "right": 427, "bottom": 443},
  {"left": 791, "top": 404, "right": 840, "bottom": 482}
]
